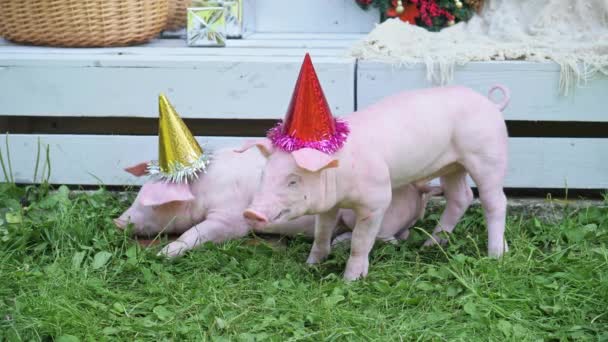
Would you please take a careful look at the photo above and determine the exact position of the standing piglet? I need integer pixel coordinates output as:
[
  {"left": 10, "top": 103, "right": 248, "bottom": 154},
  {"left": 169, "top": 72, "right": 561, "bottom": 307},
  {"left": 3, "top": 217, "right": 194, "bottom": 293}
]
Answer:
[{"left": 238, "top": 52, "right": 510, "bottom": 281}]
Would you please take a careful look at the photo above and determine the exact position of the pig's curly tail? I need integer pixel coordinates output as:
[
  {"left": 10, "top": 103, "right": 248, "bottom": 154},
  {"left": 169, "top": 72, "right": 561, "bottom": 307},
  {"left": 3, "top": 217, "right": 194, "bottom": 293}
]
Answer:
[{"left": 488, "top": 85, "right": 511, "bottom": 112}]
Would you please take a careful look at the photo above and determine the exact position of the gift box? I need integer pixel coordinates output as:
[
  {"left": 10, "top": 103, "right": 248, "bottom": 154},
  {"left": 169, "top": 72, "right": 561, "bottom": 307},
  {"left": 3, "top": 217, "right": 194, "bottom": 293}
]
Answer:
[{"left": 187, "top": 6, "right": 227, "bottom": 47}]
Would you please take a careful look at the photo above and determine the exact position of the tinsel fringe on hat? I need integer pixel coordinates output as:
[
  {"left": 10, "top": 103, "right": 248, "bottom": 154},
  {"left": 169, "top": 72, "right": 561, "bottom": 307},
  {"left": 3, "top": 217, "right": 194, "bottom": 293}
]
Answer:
[
  {"left": 147, "top": 153, "right": 210, "bottom": 184},
  {"left": 267, "top": 119, "right": 349, "bottom": 154}
]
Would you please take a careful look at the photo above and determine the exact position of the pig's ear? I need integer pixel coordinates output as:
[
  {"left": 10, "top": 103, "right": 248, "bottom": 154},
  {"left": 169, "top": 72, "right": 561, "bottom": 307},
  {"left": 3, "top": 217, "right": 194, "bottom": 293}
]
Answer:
[
  {"left": 138, "top": 182, "right": 194, "bottom": 207},
  {"left": 291, "top": 148, "right": 339, "bottom": 172},
  {"left": 124, "top": 162, "right": 150, "bottom": 177},
  {"left": 234, "top": 138, "right": 274, "bottom": 158}
]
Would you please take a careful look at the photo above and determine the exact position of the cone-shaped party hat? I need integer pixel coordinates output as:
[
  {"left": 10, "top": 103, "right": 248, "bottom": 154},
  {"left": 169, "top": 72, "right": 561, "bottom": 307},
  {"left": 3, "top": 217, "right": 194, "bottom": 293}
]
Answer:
[
  {"left": 147, "top": 94, "right": 209, "bottom": 183},
  {"left": 267, "top": 53, "right": 349, "bottom": 154}
]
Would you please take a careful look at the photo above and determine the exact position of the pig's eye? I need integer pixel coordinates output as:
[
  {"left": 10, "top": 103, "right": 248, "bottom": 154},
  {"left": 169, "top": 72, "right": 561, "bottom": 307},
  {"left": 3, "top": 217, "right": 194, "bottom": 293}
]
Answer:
[{"left": 287, "top": 174, "right": 301, "bottom": 188}]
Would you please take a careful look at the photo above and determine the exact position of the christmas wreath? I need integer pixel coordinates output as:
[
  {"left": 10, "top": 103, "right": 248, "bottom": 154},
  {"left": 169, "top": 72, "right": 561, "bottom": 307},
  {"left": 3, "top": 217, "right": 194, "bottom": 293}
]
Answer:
[{"left": 356, "top": 0, "right": 483, "bottom": 31}]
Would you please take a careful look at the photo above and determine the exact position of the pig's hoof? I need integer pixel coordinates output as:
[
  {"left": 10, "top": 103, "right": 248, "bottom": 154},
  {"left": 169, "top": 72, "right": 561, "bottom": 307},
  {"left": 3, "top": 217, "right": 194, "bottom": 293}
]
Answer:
[
  {"left": 379, "top": 237, "right": 398, "bottom": 245},
  {"left": 396, "top": 228, "right": 410, "bottom": 241},
  {"left": 306, "top": 253, "right": 327, "bottom": 265},
  {"left": 488, "top": 241, "right": 508, "bottom": 258},
  {"left": 158, "top": 241, "right": 189, "bottom": 258},
  {"left": 343, "top": 256, "right": 369, "bottom": 281},
  {"left": 306, "top": 245, "right": 330, "bottom": 265},
  {"left": 422, "top": 233, "right": 450, "bottom": 248},
  {"left": 331, "top": 232, "right": 352, "bottom": 247}
]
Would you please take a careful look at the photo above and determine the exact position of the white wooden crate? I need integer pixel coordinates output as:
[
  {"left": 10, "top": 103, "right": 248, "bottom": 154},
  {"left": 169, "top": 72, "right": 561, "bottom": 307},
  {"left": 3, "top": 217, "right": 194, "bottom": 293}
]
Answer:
[{"left": 1, "top": 34, "right": 607, "bottom": 190}]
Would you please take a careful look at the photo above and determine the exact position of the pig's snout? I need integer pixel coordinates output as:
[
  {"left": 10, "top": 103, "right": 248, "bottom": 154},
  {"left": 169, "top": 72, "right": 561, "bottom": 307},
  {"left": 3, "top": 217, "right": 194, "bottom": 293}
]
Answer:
[
  {"left": 113, "top": 218, "right": 127, "bottom": 230},
  {"left": 243, "top": 209, "right": 268, "bottom": 225}
]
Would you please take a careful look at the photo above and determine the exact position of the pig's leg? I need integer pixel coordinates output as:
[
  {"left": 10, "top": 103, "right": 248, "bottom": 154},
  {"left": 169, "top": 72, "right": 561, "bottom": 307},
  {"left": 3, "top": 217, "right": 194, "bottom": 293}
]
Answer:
[
  {"left": 306, "top": 208, "right": 339, "bottom": 264},
  {"left": 159, "top": 216, "right": 249, "bottom": 258},
  {"left": 343, "top": 206, "right": 388, "bottom": 281},
  {"left": 396, "top": 228, "right": 410, "bottom": 241},
  {"left": 423, "top": 171, "right": 473, "bottom": 247},
  {"left": 466, "top": 158, "right": 508, "bottom": 257},
  {"left": 479, "top": 188, "right": 508, "bottom": 257},
  {"left": 331, "top": 231, "right": 402, "bottom": 247},
  {"left": 471, "top": 177, "right": 508, "bottom": 258},
  {"left": 331, "top": 232, "right": 352, "bottom": 247}
]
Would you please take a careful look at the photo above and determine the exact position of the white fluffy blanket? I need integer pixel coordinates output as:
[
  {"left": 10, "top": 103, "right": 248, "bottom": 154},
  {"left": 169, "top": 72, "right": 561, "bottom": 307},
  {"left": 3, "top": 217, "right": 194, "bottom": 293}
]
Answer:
[{"left": 350, "top": 0, "right": 608, "bottom": 95}]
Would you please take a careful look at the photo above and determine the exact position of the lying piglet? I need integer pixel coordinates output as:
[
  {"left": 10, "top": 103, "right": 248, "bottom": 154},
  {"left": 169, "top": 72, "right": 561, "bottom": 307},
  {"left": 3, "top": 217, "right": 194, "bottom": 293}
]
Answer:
[
  {"left": 241, "top": 85, "right": 510, "bottom": 280},
  {"left": 114, "top": 147, "right": 441, "bottom": 257},
  {"left": 115, "top": 147, "right": 309, "bottom": 257}
]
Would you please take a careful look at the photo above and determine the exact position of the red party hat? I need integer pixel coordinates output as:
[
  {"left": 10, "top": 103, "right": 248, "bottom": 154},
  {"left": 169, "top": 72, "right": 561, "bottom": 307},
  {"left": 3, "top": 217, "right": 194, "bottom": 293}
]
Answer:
[{"left": 267, "top": 53, "right": 349, "bottom": 154}]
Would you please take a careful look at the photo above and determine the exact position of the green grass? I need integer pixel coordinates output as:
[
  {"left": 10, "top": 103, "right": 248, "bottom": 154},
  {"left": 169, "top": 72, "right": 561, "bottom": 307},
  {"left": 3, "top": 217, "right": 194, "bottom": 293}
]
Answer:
[{"left": 0, "top": 183, "right": 607, "bottom": 341}]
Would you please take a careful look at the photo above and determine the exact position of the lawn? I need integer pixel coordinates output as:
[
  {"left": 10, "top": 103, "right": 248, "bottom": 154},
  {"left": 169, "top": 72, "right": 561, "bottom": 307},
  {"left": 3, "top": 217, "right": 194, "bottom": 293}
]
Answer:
[{"left": 1, "top": 183, "right": 607, "bottom": 341}]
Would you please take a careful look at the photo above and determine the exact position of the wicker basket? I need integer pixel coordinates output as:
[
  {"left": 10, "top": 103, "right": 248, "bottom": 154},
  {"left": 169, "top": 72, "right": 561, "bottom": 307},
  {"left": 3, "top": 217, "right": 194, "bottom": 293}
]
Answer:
[
  {"left": 0, "top": 0, "right": 169, "bottom": 47},
  {"left": 166, "top": 0, "right": 193, "bottom": 31}
]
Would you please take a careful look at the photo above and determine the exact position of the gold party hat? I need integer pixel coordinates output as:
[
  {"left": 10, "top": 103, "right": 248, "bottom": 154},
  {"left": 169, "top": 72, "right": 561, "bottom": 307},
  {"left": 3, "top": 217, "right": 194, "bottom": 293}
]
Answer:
[{"left": 147, "top": 94, "right": 209, "bottom": 183}]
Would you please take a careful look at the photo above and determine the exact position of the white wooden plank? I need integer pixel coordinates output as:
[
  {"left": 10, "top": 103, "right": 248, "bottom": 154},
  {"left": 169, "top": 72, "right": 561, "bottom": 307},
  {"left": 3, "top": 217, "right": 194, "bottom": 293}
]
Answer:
[
  {"left": 8, "top": 135, "right": 608, "bottom": 189},
  {"left": 1, "top": 34, "right": 364, "bottom": 47},
  {"left": 0, "top": 35, "right": 362, "bottom": 54},
  {"left": 223, "top": 39, "right": 356, "bottom": 49},
  {"left": 253, "top": 0, "right": 378, "bottom": 33},
  {"left": 9, "top": 135, "right": 249, "bottom": 186},
  {"left": 0, "top": 45, "right": 349, "bottom": 56},
  {"left": 358, "top": 61, "right": 608, "bottom": 122},
  {"left": 0, "top": 56, "right": 355, "bottom": 119},
  {"left": 0, "top": 52, "right": 349, "bottom": 64},
  {"left": 505, "top": 138, "right": 608, "bottom": 189}
]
